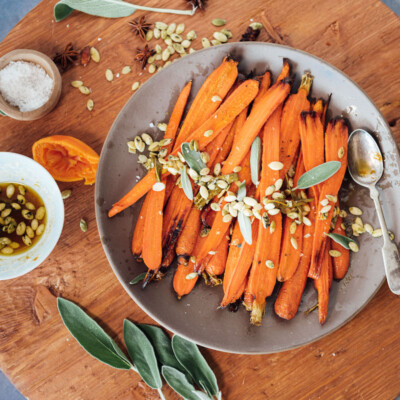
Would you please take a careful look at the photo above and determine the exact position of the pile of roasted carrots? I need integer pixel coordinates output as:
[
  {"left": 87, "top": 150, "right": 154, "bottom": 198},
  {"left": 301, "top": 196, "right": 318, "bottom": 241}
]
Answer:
[{"left": 109, "top": 57, "right": 352, "bottom": 326}]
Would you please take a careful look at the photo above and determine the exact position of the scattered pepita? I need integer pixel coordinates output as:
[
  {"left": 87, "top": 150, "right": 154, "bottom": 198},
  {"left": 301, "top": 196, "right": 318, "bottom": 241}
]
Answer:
[
  {"left": 105, "top": 69, "right": 114, "bottom": 82},
  {"left": 90, "top": 47, "right": 100, "bottom": 62}
]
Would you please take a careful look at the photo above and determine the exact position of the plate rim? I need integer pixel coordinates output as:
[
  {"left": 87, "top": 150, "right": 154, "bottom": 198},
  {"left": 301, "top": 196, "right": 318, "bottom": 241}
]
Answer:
[{"left": 95, "top": 41, "right": 394, "bottom": 354}]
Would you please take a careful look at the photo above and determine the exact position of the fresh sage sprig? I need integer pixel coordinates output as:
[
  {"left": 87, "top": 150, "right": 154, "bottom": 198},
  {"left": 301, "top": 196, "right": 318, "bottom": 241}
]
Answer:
[
  {"left": 54, "top": 0, "right": 196, "bottom": 22},
  {"left": 181, "top": 143, "right": 207, "bottom": 174},
  {"left": 295, "top": 161, "right": 341, "bottom": 190},
  {"left": 250, "top": 137, "right": 261, "bottom": 186},
  {"left": 57, "top": 298, "right": 220, "bottom": 400},
  {"left": 236, "top": 182, "right": 252, "bottom": 245},
  {"left": 181, "top": 166, "right": 194, "bottom": 201},
  {"left": 0, "top": 110, "right": 6, "bottom": 116},
  {"left": 326, "top": 232, "right": 357, "bottom": 250},
  {"left": 130, "top": 272, "right": 146, "bottom": 285}
]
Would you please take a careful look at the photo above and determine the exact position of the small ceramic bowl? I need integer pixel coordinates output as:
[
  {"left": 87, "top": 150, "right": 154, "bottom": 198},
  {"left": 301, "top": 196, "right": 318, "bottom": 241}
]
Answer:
[
  {"left": 0, "top": 152, "right": 64, "bottom": 280},
  {"left": 0, "top": 49, "right": 62, "bottom": 121}
]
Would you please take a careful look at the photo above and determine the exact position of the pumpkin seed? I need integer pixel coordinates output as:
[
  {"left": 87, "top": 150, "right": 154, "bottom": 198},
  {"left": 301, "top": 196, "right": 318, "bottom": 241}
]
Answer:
[
  {"left": 175, "top": 23, "right": 185, "bottom": 34},
  {"left": 186, "top": 30, "right": 197, "bottom": 40},
  {"left": 0, "top": 203, "right": 5, "bottom": 211},
  {"left": 352, "top": 223, "right": 364, "bottom": 234},
  {"left": 1, "top": 208, "right": 11, "bottom": 218},
  {"left": 161, "top": 30, "right": 168, "bottom": 39},
  {"left": 326, "top": 194, "right": 337, "bottom": 203},
  {"left": 272, "top": 192, "right": 284, "bottom": 200},
  {"left": 266, "top": 260, "right": 274, "bottom": 269},
  {"left": 0, "top": 237, "right": 11, "bottom": 245},
  {"left": 320, "top": 198, "right": 329, "bottom": 206},
  {"left": 36, "top": 224, "right": 45, "bottom": 236},
  {"left": 148, "top": 64, "right": 156, "bottom": 74},
  {"left": 222, "top": 214, "right": 232, "bottom": 223},
  {"left": 329, "top": 249, "right": 342, "bottom": 257},
  {"left": 211, "top": 39, "right": 221, "bottom": 46},
  {"left": 121, "top": 66, "right": 131, "bottom": 75},
  {"left": 321, "top": 205, "right": 332, "bottom": 214},
  {"left": 338, "top": 146, "right": 345, "bottom": 158},
  {"left": 225, "top": 195, "right": 237, "bottom": 202},
  {"left": 199, "top": 186, "right": 209, "bottom": 200},
  {"left": 265, "top": 185, "right": 275, "bottom": 196},
  {"left": 290, "top": 236, "right": 298, "bottom": 250},
  {"left": 349, "top": 242, "right": 359, "bottom": 252},
  {"left": 221, "top": 28, "right": 233, "bottom": 38},
  {"left": 202, "top": 38, "right": 211, "bottom": 48},
  {"left": 18, "top": 185, "right": 26, "bottom": 195},
  {"left": 25, "top": 202, "right": 35, "bottom": 211},
  {"left": 26, "top": 226, "right": 35, "bottom": 239},
  {"left": 264, "top": 203, "right": 275, "bottom": 211},
  {"left": 204, "top": 129, "right": 213, "bottom": 137},
  {"left": 131, "top": 81, "right": 140, "bottom": 91},
  {"left": 364, "top": 223, "right": 373, "bottom": 234},
  {"left": 162, "top": 48, "right": 170, "bottom": 61},
  {"left": 16, "top": 222, "right": 26, "bottom": 236},
  {"left": 87, "top": 99, "right": 94, "bottom": 111},
  {"left": 349, "top": 206, "right": 362, "bottom": 216},
  {"left": 199, "top": 167, "right": 210, "bottom": 176},
  {"left": 36, "top": 206, "right": 46, "bottom": 220},
  {"left": 31, "top": 219, "right": 39, "bottom": 231},
  {"left": 1, "top": 246, "right": 13, "bottom": 255},
  {"left": 157, "top": 122, "right": 168, "bottom": 132},
  {"left": 181, "top": 40, "right": 191, "bottom": 48},
  {"left": 303, "top": 216, "right": 311, "bottom": 226},
  {"left": 80, "top": 218, "right": 88, "bottom": 233},
  {"left": 105, "top": 69, "right": 113, "bottom": 81},
  {"left": 140, "top": 133, "right": 152, "bottom": 145},
  {"left": 268, "top": 161, "right": 284, "bottom": 171},
  {"left": 261, "top": 213, "right": 270, "bottom": 229},
  {"left": 134, "top": 136, "right": 145, "bottom": 152},
  {"left": 167, "top": 23, "right": 176, "bottom": 35},
  {"left": 249, "top": 22, "right": 263, "bottom": 30},
  {"left": 213, "top": 31, "right": 228, "bottom": 42},
  {"left": 213, "top": 163, "right": 221, "bottom": 176},
  {"left": 79, "top": 86, "right": 91, "bottom": 95},
  {"left": 253, "top": 210, "right": 262, "bottom": 220},
  {"left": 145, "top": 29, "right": 153, "bottom": 41},
  {"left": 270, "top": 220, "right": 276, "bottom": 233},
  {"left": 212, "top": 18, "right": 226, "bottom": 26},
  {"left": 229, "top": 207, "right": 238, "bottom": 218},
  {"left": 243, "top": 197, "right": 258, "bottom": 207},
  {"left": 153, "top": 182, "right": 166, "bottom": 191},
  {"left": 71, "top": 80, "right": 83, "bottom": 88},
  {"left": 153, "top": 27, "right": 161, "bottom": 39},
  {"left": 164, "top": 37, "right": 173, "bottom": 46},
  {"left": 372, "top": 228, "right": 383, "bottom": 237},
  {"left": 22, "top": 235, "right": 32, "bottom": 246},
  {"left": 268, "top": 208, "right": 280, "bottom": 216},
  {"left": 10, "top": 242, "right": 19, "bottom": 249},
  {"left": 210, "top": 203, "right": 220, "bottom": 212},
  {"left": 7, "top": 223, "right": 16, "bottom": 234},
  {"left": 155, "top": 21, "right": 168, "bottom": 30},
  {"left": 138, "top": 155, "right": 148, "bottom": 164},
  {"left": 216, "top": 180, "right": 228, "bottom": 189},
  {"left": 186, "top": 272, "right": 198, "bottom": 280},
  {"left": 90, "top": 47, "right": 100, "bottom": 62},
  {"left": 354, "top": 217, "right": 363, "bottom": 227},
  {"left": 173, "top": 43, "right": 185, "bottom": 53},
  {"left": 170, "top": 33, "right": 183, "bottom": 42},
  {"left": 6, "top": 184, "right": 15, "bottom": 198},
  {"left": 290, "top": 221, "right": 297, "bottom": 234}
]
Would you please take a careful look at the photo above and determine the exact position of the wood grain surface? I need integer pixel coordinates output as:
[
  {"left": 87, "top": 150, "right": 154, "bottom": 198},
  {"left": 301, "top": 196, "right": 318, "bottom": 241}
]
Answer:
[{"left": 0, "top": 0, "right": 400, "bottom": 399}]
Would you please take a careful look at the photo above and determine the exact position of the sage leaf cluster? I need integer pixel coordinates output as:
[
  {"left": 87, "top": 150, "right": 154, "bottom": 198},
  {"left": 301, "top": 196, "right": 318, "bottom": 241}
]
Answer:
[{"left": 57, "top": 298, "right": 220, "bottom": 400}]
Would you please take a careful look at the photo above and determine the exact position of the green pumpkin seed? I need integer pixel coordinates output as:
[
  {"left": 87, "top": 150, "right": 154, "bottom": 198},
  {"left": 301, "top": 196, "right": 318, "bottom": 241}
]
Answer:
[
  {"left": 1, "top": 246, "right": 13, "bottom": 255},
  {"left": 202, "top": 38, "right": 211, "bottom": 48},
  {"left": 153, "top": 27, "right": 160, "bottom": 39},
  {"left": 6, "top": 184, "right": 15, "bottom": 198},
  {"left": 167, "top": 23, "right": 176, "bottom": 35},
  {"left": 22, "top": 235, "right": 32, "bottom": 246},
  {"left": 170, "top": 33, "right": 183, "bottom": 42},
  {"left": 16, "top": 222, "right": 26, "bottom": 236},
  {"left": 26, "top": 226, "right": 35, "bottom": 239},
  {"left": 249, "top": 22, "right": 263, "bottom": 30},
  {"left": 10, "top": 242, "right": 20, "bottom": 249},
  {"left": 17, "top": 194, "right": 26, "bottom": 204},
  {"left": 36, "top": 224, "right": 45, "bottom": 236},
  {"left": 31, "top": 219, "right": 39, "bottom": 231},
  {"left": 221, "top": 28, "right": 232, "bottom": 38},
  {"left": 0, "top": 203, "right": 5, "bottom": 211},
  {"left": 145, "top": 29, "right": 153, "bottom": 41},
  {"left": 176, "top": 23, "right": 185, "bottom": 34},
  {"left": 212, "top": 18, "right": 226, "bottom": 26},
  {"left": 62, "top": 190, "right": 72, "bottom": 200},
  {"left": 18, "top": 185, "right": 26, "bottom": 195},
  {"left": 1, "top": 208, "right": 11, "bottom": 218},
  {"left": 80, "top": 219, "right": 88, "bottom": 232},
  {"left": 155, "top": 21, "right": 168, "bottom": 30},
  {"left": 25, "top": 202, "right": 35, "bottom": 210},
  {"left": 0, "top": 237, "right": 11, "bottom": 245},
  {"left": 36, "top": 206, "right": 46, "bottom": 220},
  {"left": 22, "top": 209, "right": 34, "bottom": 220},
  {"left": 11, "top": 202, "right": 21, "bottom": 210}
]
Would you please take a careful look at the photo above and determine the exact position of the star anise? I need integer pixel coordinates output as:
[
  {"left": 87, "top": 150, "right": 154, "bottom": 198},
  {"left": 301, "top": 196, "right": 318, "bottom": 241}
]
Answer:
[
  {"left": 240, "top": 26, "right": 261, "bottom": 42},
  {"left": 53, "top": 43, "right": 80, "bottom": 71},
  {"left": 129, "top": 16, "right": 152, "bottom": 41},
  {"left": 186, "top": 0, "right": 208, "bottom": 10},
  {"left": 135, "top": 45, "right": 155, "bottom": 69}
]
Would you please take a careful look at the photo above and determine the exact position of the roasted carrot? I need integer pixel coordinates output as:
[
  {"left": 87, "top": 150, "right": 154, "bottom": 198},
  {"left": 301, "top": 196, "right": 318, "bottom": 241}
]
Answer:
[
  {"left": 131, "top": 193, "right": 151, "bottom": 260},
  {"left": 277, "top": 58, "right": 290, "bottom": 82},
  {"left": 220, "top": 220, "right": 258, "bottom": 308},
  {"left": 247, "top": 105, "right": 283, "bottom": 325},
  {"left": 331, "top": 216, "right": 350, "bottom": 280},
  {"left": 243, "top": 278, "right": 254, "bottom": 311},
  {"left": 173, "top": 259, "right": 198, "bottom": 299},
  {"left": 308, "top": 118, "right": 348, "bottom": 279},
  {"left": 142, "top": 178, "right": 167, "bottom": 269},
  {"left": 205, "top": 233, "right": 229, "bottom": 276},
  {"left": 279, "top": 73, "right": 313, "bottom": 177},
  {"left": 176, "top": 207, "right": 202, "bottom": 263},
  {"left": 277, "top": 157, "right": 305, "bottom": 282},
  {"left": 205, "top": 121, "right": 234, "bottom": 165},
  {"left": 174, "top": 58, "right": 238, "bottom": 145},
  {"left": 222, "top": 78, "right": 291, "bottom": 175},
  {"left": 314, "top": 242, "right": 333, "bottom": 324},
  {"left": 252, "top": 71, "right": 271, "bottom": 108},
  {"left": 275, "top": 191, "right": 316, "bottom": 320}
]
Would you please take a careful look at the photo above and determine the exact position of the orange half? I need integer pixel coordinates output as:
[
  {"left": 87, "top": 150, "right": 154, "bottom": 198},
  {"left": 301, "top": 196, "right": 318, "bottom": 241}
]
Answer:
[{"left": 32, "top": 135, "right": 99, "bottom": 185}]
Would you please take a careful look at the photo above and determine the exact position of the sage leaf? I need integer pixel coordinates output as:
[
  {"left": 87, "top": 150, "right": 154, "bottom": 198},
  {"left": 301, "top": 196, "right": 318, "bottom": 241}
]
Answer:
[
  {"left": 0, "top": 110, "right": 6, "bottom": 116},
  {"left": 193, "top": 391, "right": 212, "bottom": 400},
  {"left": 161, "top": 366, "right": 202, "bottom": 400},
  {"left": 139, "top": 325, "right": 192, "bottom": 382},
  {"left": 238, "top": 211, "right": 252, "bottom": 245},
  {"left": 123, "top": 319, "right": 162, "bottom": 389},
  {"left": 236, "top": 181, "right": 246, "bottom": 201},
  {"left": 129, "top": 272, "right": 146, "bottom": 285},
  {"left": 326, "top": 232, "right": 356, "bottom": 250},
  {"left": 54, "top": 0, "right": 196, "bottom": 22},
  {"left": 57, "top": 298, "right": 131, "bottom": 370},
  {"left": 181, "top": 143, "right": 207, "bottom": 174},
  {"left": 181, "top": 166, "right": 194, "bottom": 201},
  {"left": 171, "top": 335, "right": 219, "bottom": 397},
  {"left": 250, "top": 137, "right": 261, "bottom": 186},
  {"left": 295, "top": 161, "right": 341, "bottom": 189}
]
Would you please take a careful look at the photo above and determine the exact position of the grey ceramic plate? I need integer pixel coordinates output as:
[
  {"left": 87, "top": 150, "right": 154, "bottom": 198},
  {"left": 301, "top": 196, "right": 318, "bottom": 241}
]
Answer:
[{"left": 95, "top": 43, "right": 399, "bottom": 354}]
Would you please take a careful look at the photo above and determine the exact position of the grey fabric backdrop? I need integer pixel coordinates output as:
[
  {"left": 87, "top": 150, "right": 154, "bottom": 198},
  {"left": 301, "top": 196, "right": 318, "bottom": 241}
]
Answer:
[{"left": 0, "top": 1, "right": 399, "bottom": 399}]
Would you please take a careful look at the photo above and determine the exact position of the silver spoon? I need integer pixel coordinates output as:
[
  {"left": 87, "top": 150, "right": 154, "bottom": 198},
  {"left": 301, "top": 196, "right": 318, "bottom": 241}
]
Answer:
[{"left": 347, "top": 128, "right": 400, "bottom": 295}]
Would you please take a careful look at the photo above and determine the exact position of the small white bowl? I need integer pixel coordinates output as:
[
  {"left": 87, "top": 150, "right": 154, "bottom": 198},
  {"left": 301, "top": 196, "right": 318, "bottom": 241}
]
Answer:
[{"left": 0, "top": 152, "right": 64, "bottom": 280}]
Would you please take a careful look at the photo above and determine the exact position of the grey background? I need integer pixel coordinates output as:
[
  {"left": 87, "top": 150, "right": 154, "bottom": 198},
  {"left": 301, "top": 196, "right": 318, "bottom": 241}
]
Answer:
[{"left": 0, "top": 0, "right": 399, "bottom": 399}]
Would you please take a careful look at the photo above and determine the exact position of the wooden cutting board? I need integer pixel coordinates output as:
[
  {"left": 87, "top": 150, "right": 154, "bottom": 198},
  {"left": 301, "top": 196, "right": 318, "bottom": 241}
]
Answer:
[{"left": 0, "top": 0, "right": 400, "bottom": 399}]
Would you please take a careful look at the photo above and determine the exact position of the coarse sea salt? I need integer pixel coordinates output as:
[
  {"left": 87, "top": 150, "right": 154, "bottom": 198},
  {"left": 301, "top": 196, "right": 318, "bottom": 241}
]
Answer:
[{"left": 0, "top": 61, "right": 53, "bottom": 112}]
